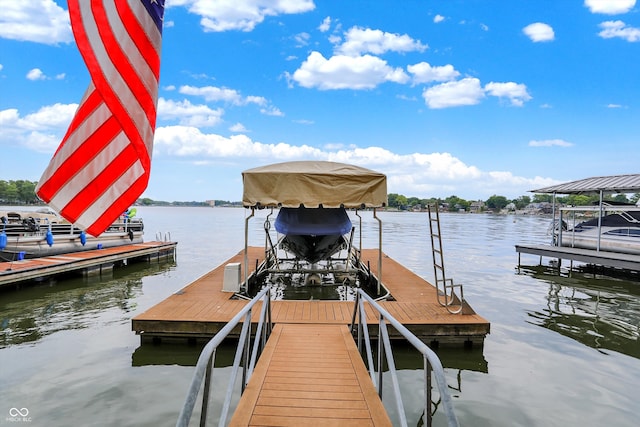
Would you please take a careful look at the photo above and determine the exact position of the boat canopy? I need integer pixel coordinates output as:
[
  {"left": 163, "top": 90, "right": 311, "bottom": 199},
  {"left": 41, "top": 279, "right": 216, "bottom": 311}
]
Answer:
[{"left": 242, "top": 161, "right": 387, "bottom": 208}]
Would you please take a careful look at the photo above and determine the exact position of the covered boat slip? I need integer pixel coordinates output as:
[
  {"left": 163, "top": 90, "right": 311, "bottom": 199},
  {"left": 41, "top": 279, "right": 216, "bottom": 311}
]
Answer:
[
  {"left": 135, "top": 161, "right": 488, "bottom": 344},
  {"left": 517, "top": 173, "right": 640, "bottom": 271}
]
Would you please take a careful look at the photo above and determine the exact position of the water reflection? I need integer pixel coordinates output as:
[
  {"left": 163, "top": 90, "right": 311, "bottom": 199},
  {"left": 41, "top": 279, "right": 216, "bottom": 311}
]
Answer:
[
  {"left": 0, "top": 260, "right": 175, "bottom": 347},
  {"left": 519, "top": 265, "right": 640, "bottom": 358},
  {"left": 132, "top": 341, "right": 237, "bottom": 367}
]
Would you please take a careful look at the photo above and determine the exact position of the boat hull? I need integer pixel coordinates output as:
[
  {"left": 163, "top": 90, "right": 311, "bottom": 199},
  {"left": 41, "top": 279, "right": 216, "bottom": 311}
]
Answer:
[
  {"left": 274, "top": 207, "right": 352, "bottom": 263},
  {"left": 560, "top": 233, "right": 640, "bottom": 255},
  {"left": 559, "top": 211, "right": 640, "bottom": 255},
  {"left": 1, "top": 231, "right": 144, "bottom": 259}
]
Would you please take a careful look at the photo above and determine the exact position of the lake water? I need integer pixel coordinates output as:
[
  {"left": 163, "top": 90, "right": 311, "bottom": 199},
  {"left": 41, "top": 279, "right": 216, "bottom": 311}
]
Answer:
[{"left": 1, "top": 206, "right": 638, "bottom": 426}]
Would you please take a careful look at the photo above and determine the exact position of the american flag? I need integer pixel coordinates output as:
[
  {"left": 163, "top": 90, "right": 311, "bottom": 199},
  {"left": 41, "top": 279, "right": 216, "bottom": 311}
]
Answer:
[{"left": 36, "top": 0, "right": 165, "bottom": 236}]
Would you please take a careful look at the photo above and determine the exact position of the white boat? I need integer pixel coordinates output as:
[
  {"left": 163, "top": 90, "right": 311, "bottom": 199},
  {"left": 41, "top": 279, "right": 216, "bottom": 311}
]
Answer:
[
  {"left": 558, "top": 205, "right": 640, "bottom": 255},
  {"left": 0, "top": 207, "right": 143, "bottom": 260}
]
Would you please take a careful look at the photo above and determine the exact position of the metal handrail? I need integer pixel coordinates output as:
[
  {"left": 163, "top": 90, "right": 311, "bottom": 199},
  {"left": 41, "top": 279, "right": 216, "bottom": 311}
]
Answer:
[
  {"left": 350, "top": 289, "right": 460, "bottom": 427},
  {"left": 176, "top": 285, "right": 272, "bottom": 427}
]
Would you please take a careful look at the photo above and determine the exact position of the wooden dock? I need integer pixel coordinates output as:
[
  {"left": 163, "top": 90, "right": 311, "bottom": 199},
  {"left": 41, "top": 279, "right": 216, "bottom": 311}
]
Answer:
[
  {"left": 516, "top": 243, "right": 640, "bottom": 271},
  {"left": 132, "top": 247, "right": 490, "bottom": 346},
  {"left": 229, "top": 323, "right": 391, "bottom": 427},
  {"left": 0, "top": 241, "right": 177, "bottom": 288}
]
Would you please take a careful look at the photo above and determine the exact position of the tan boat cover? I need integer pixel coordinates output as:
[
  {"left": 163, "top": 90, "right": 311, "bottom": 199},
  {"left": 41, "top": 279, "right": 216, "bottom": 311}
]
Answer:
[{"left": 242, "top": 161, "right": 387, "bottom": 208}]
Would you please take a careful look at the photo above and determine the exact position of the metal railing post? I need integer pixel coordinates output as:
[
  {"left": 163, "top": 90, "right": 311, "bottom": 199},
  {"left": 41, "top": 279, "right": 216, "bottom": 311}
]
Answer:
[
  {"left": 176, "top": 286, "right": 272, "bottom": 427},
  {"left": 351, "top": 289, "right": 459, "bottom": 427}
]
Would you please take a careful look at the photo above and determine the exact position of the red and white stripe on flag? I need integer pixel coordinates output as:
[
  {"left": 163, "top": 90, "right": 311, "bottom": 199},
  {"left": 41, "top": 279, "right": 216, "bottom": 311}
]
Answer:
[{"left": 36, "top": 0, "right": 165, "bottom": 236}]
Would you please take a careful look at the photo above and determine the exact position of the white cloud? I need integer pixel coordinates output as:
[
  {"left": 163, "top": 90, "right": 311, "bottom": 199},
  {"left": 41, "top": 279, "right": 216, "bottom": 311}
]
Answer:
[
  {"left": 584, "top": 0, "right": 636, "bottom": 14},
  {"left": 422, "top": 78, "right": 485, "bottom": 109},
  {"left": 0, "top": 64, "right": 3, "bottom": 71},
  {"left": 0, "top": 103, "right": 77, "bottom": 152},
  {"left": 169, "top": 0, "right": 315, "bottom": 32},
  {"left": 522, "top": 22, "right": 555, "bottom": 42},
  {"left": 335, "top": 27, "right": 428, "bottom": 56},
  {"left": 179, "top": 85, "right": 267, "bottom": 106},
  {"left": 528, "top": 139, "right": 574, "bottom": 147},
  {"left": 485, "top": 82, "right": 532, "bottom": 106},
  {"left": 260, "top": 106, "right": 284, "bottom": 117},
  {"left": 294, "top": 32, "right": 310, "bottom": 47},
  {"left": 598, "top": 20, "right": 640, "bottom": 41},
  {"left": 421, "top": 79, "right": 532, "bottom": 109},
  {"left": 26, "top": 68, "right": 46, "bottom": 81},
  {"left": 291, "top": 51, "right": 409, "bottom": 90},
  {"left": 293, "top": 119, "right": 314, "bottom": 125},
  {"left": 1, "top": 101, "right": 557, "bottom": 199},
  {"left": 157, "top": 98, "right": 224, "bottom": 127},
  {"left": 319, "top": 16, "right": 331, "bottom": 32},
  {"left": 154, "top": 125, "right": 324, "bottom": 158},
  {"left": 433, "top": 15, "right": 445, "bottom": 24},
  {"left": 154, "top": 127, "right": 553, "bottom": 198},
  {"left": 407, "top": 62, "right": 460, "bottom": 84},
  {"left": 229, "top": 123, "right": 248, "bottom": 132},
  {"left": 0, "top": 103, "right": 75, "bottom": 131},
  {"left": 0, "top": 0, "right": 72, "bottom": 44}
]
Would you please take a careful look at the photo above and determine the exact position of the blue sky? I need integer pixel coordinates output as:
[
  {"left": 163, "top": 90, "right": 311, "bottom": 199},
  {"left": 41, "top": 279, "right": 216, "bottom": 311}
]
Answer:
[{"left": 1, "top": 0, "right": 639, "bottom": 202}]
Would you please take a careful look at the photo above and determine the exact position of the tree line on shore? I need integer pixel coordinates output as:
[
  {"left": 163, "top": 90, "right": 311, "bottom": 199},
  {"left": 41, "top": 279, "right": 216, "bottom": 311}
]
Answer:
[
  {"left": 2, "top": 179, "right": 638, "bottom": 211},
  {"left": 387, "top": 192, "right": 640, "bottom": 212}
]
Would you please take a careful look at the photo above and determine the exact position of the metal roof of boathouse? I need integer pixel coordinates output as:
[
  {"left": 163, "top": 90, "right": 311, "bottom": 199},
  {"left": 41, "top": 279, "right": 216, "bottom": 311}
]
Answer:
[{"left": 531, "top": 173, "right": 640, "bottom": 195}]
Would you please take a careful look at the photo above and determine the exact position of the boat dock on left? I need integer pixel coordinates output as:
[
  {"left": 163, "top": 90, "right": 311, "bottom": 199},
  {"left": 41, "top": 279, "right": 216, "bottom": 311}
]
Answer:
[{"left": 0, "top": 241, "right": 177, "bottom": 288}]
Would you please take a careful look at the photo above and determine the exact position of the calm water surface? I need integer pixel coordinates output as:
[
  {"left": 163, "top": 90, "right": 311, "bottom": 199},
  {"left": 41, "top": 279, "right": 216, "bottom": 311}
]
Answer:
[{"left": 1, "top": 207, "right": 638, "bottom": 426}]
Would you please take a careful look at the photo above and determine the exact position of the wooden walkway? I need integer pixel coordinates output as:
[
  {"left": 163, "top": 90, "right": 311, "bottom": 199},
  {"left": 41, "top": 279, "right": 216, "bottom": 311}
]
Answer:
[
  {"left": 229, "top": 323, "right": 391, "bottom": 427},
  {"left": 132, "top": 247, "right": 490, "bottom": 345},
  {"left": 516, "top": 243, "right": 640, "bottom": 271},
  {"left": 0, "top": 241, "right": 176, "bottom": 288}
]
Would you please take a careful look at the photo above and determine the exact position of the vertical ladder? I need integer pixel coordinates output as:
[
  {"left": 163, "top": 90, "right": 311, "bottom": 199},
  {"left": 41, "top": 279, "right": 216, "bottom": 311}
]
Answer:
[{"left": 427, "top": 204, "right": 463, "bottom": 314}]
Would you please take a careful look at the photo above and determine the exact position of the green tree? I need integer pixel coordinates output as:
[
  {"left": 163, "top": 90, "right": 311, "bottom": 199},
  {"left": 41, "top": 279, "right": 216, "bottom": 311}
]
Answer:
[
  {"left": 610, "top": 193, "right": 630, "bottom": 204},
  {"left": 513, "top": 195, "right": 531, "bottom": 210},
  {"left": 444, "top": 195, "right": 470, "bottom": 212},
  {"left": 406, "top": 197, "right": 422, "bottom": 209},
  {"left": 486, "top": 194, "right": 508, "bottom": 211},
  {"left": 532, "top": 194, "right": 553, "bottom": 203},
  {"left": 387, "top": 193, "right": 400, "bottom": 208},
  {"left": 0, "top": 180, "right": 8, "bottom": 201},
  {"left": 4, "top": 182, "right": 18, "bottom": 202},
  {"left": 395, "top": 194, "right": 408, "bottom": 210},
  {"left": 565, "top": 195, "right": 592, "bottom": 206},
  {"left": 17, "top": 180, "right": 38, "bottom": 204}
]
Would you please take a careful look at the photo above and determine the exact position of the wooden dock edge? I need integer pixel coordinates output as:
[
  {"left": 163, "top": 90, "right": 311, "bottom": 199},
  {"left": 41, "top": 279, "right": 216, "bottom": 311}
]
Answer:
[
  {"left": 0, "top": 241, "right": 177, "bottom": 288},
  {"left": 516, "top": 243, "right": 640, "bottom": 271},
  {"left": 132, "top": 247, "right": 489, "bottom": 347}
]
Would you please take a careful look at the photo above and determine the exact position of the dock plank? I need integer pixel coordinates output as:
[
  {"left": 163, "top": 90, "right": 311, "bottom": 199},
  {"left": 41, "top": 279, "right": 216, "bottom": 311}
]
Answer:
[{"left": 228, "top": 323, "right": 392, "bottom": 427}]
